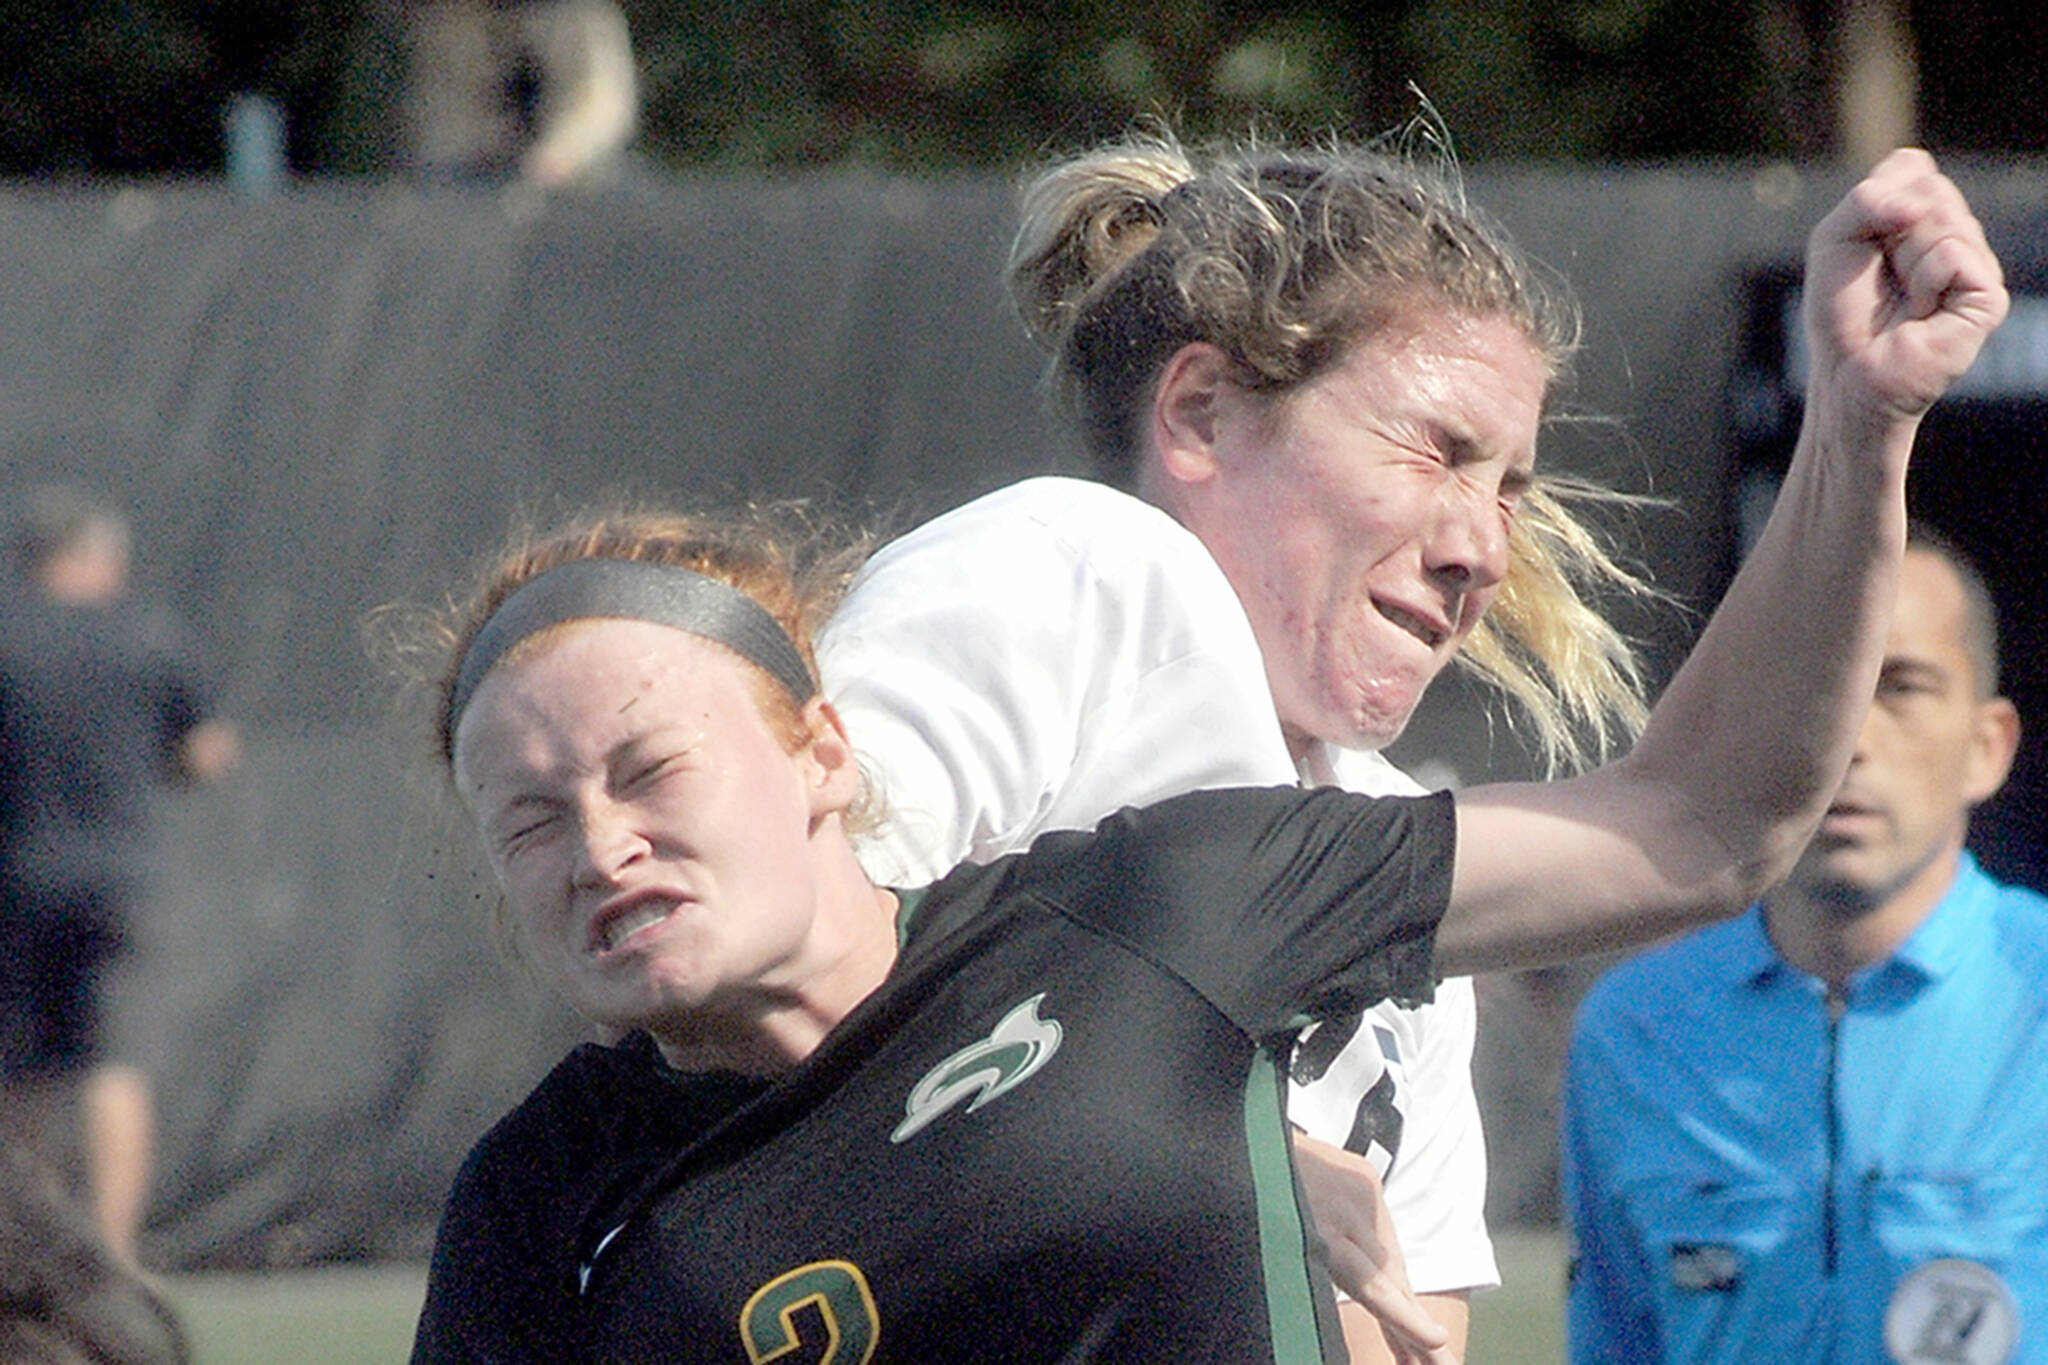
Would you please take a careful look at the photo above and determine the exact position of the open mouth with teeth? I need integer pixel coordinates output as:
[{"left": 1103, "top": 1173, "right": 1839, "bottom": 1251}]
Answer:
[
  {"left": 1376, "top": 600, "right": 1447, "bottom": 648},
  {"left": 592, "top": 902, "right": 674, "bottom": 955}
]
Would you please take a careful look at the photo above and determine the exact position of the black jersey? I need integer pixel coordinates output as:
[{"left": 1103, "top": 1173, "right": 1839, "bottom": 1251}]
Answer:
[
  {"left": 0, "top": 594, "right": 214, "bottom": 901},
  {"left": 414, "top": 784, "right": 1454, "bottom": 1364}
]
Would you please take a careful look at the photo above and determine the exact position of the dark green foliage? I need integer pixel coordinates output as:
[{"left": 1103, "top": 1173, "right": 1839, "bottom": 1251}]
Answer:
[{"left": 0, "top": 0, "right": 2040, "bottom": 178}]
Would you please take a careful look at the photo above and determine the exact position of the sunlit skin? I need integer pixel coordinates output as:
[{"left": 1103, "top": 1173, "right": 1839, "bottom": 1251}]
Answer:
[
  {"left": 1146, "top": 306, "right": 1547, "bottom": 762},
  {"left": 1765, "top": 547, "right": 2020, "bottom": 985},
  {"left": 1140, "top": 303, "right": 1544, "bottom": 1365},
  {"left": 451, "top": 619, "right": 897, "bottom": 1076}
]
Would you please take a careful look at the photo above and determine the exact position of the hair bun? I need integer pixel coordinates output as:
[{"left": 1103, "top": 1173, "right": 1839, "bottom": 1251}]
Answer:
[{"left": 1006, "top": 136, "right": 1195, "bottom": 352}]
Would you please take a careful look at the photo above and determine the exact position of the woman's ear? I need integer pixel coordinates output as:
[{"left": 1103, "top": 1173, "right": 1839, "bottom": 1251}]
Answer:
[
  {"left": 800, "top": 696, "right": 862, "bottom": 818},
  {"left": 1148, "top": 342, "right": 1234, "bottom": 490}
]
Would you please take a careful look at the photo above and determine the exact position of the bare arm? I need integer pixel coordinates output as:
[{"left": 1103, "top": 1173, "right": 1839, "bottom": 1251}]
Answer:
[
  {"left": 174, "top": 717, "right": 240, "bottom": 784},
  {"left": 1438, "top": 150, "right": 2007, "bottom": 976},
  {"left": 1291, "top": 1136, "right": 1462, "bottom": 1364},
  {"left": 521, "top": 0, "right": 637, "bottom": 185}
]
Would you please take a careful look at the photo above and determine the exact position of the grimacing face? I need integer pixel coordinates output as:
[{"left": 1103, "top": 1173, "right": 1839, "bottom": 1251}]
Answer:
[
  {"left": 1170, "top": 308, "right": 1547, "bottom": 757},
  {"left": 1792, "top": 547, "right": 2017, "bottom": 914},
  {"left": 451, "top": 618, "right": 857, "bottom": 1050}
]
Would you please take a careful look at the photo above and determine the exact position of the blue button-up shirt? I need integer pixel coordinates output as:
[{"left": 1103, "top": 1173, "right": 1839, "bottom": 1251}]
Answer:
[{"left": 1563, "top": 856, "right": 2048, "bottom": 1363}]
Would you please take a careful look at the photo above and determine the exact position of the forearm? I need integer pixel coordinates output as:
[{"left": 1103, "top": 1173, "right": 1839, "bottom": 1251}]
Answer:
[
  {"left": 1624, "top": 399, "right": 1914, "bottom": 891},
  {"left": 1444, "top": 419, "right": 1912, "bottom": 972},
  {"left": 1626, "top": 150, "right": 2005, "bottom": 903},
  {"left": 1438, "top": 152, "right": 2005, "bottom": 975}
]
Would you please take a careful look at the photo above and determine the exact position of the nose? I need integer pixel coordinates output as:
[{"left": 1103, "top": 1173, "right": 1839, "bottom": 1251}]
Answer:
[
  {"left": 570, "top": 798, "right": 649, "bottom": 889},
  {"left": 1845, "top": 703, "right": 1883, "bottom": 767},
  {"left": 1423, "top": 484, "right": 1511, "bottom": 593}
]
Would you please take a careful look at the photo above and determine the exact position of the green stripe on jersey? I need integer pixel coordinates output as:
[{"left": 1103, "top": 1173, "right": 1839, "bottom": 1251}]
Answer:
[
  {"left": 1244, "top": 1049, "right": 1327, "bottom": 1362},
  {"left": 892, "top": 887, "right": 929, "bottom": 949}
]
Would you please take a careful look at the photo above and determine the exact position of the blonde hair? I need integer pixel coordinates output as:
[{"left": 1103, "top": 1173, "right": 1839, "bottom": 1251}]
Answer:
[{"left": 1008, "top": 125, "right": 1651, "bottom": 772}]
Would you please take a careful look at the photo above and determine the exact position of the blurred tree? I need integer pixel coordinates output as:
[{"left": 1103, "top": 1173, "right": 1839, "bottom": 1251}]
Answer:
[
  {"left": 0, "top": 0, "right": 214, "bottom": 175},
  {"left": 0, "top": 0, "right": 2037, "bottom": 178},
  {"left": 1912, "top": 0, "right": 2048, "bottom": 156},
  {"left": 614, "top": 2, "right": 1419, "bottom": 169},
  {"left": 0, "top": 0, "right": 383, "bottom": 177}
]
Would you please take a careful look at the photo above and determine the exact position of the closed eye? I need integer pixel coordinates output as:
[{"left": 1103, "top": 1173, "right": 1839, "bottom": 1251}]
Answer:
[
  {"left": 497, "top": 805, "right": 564, "bottom": 856},
  {"left": 620, "top": 754, "right": 682, "bottom": 792}
]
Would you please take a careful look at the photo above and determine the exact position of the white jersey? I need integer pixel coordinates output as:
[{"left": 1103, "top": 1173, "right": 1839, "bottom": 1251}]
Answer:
[{"left": 818, "top": 475, "right": 1498, "bottom": 1296}]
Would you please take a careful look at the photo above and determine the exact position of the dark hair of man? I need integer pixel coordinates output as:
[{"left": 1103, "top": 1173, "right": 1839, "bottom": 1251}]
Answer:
[{"left": 1905, "top": 519, "right": 2002, "bottom": 699}]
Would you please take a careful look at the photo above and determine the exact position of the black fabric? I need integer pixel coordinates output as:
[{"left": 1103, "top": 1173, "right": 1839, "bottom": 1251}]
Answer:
[
  {"left": 0, "top": 595, "right": 215, "bottom": 1078},
  {"left": 0, "top": 887, "right": 128, "bottom": 1080},
  {"left": 0, "top": 595, "right": 213, "bottom": 897},
  {"left": 411, "top": 785, "right": 1452, "bottom": 1364},
  {"left": 409, "top": 1033, "right": 759, "bottom": 1363}
]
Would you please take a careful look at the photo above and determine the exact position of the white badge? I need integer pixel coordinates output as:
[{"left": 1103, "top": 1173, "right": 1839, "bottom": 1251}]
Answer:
[{"left": 1884, "top": 1258, "right": 2019, "bottom": 1365}]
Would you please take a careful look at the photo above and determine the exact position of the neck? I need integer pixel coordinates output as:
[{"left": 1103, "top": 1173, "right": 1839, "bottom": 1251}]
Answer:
[
  {"left": 650, "top": 833, "right": 899, "bottom": 1076},
  {"left": 1132, "top": 458, "right": 1187, "bottom": 522},
  {"left": 1763, "top": 842, "right": 1962, "bottom": 989}
]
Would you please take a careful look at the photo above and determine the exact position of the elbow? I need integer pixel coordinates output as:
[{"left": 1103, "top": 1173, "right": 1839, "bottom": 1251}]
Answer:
[
  {"left": 1716, "top": 819, "right": 1819, "bottom": 910},
  {"left": 1650, "top": 782, "right": 1824, "bottom": 931},
  {"left": 1622, "top": 732, "right": 1835, "bottom": 894}
]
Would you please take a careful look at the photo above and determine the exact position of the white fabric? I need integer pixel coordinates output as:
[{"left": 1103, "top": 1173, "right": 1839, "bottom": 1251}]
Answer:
[
  {"left": 818, "top": 475, "right": 1498, "bottom": 1296},
  {"left": 1297, "top": 746, "right": 1495, "bottom": 1297}
]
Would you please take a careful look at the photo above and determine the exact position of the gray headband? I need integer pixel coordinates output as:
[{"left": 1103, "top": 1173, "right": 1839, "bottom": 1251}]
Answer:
[{"left": 445, "top": 558, "right": 818, "bottom": 738}]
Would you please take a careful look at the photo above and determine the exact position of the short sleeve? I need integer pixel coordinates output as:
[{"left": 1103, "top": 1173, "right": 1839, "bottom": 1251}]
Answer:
[{"left": 1022, "top": 785, "right": 1456, "bottom": 1041}]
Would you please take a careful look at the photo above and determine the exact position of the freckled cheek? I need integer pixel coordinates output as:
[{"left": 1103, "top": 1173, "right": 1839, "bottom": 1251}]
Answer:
[
  {"left": 1327, "top": 620, "right": 1408, "bottom": 693},
  {"left": 496, "top": 867, "right": 570, "bottom": 944}
]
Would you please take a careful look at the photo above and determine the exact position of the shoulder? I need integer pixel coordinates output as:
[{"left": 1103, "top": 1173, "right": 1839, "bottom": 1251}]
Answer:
[
  {"left": 889, "top": 475, "right": 1200, "bottom": 555},
  {"left": 1025, "top": 786, "right": 1457, "bottom": 923},
  {"left": 821, "top": 474, "right": 1277, "bottom": 770},
  {"left": 432, "top": 1040, "right": 706, "bottom": 1282},
  {"left": 1977, "top": 861, "right": 2048, "bottom": 927},
  {"left": 1112, "top": 783, "right": 1450, "bottom": 850},
  {"left": 833, "top": 477, "right": 1234, "bottom": 625},
  {"left": 1961, "top": 861, "right": 2048, "bottom": 983},
  {"left": 448, "top": 1045, "right": 628, "bottom": 1198},
  {"left": 421, "top": 1047, "right": 636, "bottom": 1364}
]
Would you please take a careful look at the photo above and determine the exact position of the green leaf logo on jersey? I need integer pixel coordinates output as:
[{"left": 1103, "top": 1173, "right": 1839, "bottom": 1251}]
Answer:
[{"left": 891, "top": 994, "right": 1063, "bottom": 1143}]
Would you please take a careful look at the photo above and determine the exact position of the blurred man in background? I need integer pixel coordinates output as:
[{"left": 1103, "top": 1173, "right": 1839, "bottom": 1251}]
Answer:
[
  {"left": 0, "top": 486, "right": 238, "bottom": 1265},
  {"left": 402, "top": 0, "right": 638, "bottom": 186},
  {"left": 1563, "top": 526, "right": 2046, "bottom": 1363}
]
